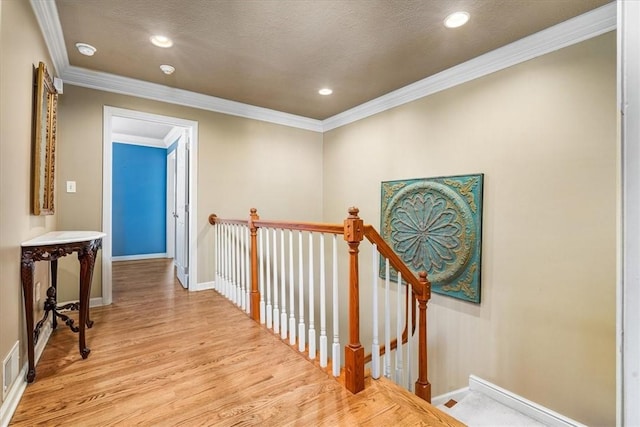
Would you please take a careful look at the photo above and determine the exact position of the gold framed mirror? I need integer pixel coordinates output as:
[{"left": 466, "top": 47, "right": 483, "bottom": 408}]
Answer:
[{"left": 32, "top": 61, "right": 58, "bottom": 215}]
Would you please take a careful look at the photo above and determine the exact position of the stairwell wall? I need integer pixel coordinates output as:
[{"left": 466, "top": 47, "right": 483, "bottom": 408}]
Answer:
[{"left": 322, "top": 32, "right": 617, "bottom": 426}]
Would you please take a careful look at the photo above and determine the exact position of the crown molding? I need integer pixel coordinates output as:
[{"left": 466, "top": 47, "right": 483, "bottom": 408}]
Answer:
[
  {"left": 29, "top": 0, "right": 69, "bottom": 77},
  {"left": 31, "top": 0, "right": 615, "bottom": 134},
  {"left": 62, "top": 66, "right": 323, "bottom": 132},
  {"left": 322, "top": 2, "right": 616, "bottom": 132}
]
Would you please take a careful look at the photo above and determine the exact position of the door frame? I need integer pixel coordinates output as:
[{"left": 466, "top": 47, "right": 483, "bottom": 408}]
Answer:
[{"left": 102, "top": 107, "right": 199, "bottom": 303}]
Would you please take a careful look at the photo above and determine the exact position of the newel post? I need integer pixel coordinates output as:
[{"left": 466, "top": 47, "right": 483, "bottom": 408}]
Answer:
[
  {"left": 415, "top": 271, "right": 432, "bottom": 402},
  {"left": 343, "top": 207, "right": 365, "bottom": 394},
  {"left": 249, "top": 208, "right": 260, "bottom": 322}
]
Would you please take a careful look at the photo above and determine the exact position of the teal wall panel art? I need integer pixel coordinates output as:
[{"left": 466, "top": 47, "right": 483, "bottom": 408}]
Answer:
[{"left": 380, "top": 174, "right": 484, "bottom": 303}]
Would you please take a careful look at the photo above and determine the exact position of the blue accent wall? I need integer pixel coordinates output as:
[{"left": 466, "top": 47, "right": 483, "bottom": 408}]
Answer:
[{"left": 113, "top": 143, "right": 167, "bottom": 256}]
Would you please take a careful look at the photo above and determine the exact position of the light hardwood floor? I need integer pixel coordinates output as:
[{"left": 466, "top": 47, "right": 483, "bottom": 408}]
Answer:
[{"left": 10, "top": 259, "right": 463, "bottom": 426}]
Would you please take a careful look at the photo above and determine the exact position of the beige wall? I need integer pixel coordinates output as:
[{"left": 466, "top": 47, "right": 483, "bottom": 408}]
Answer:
[
  {"left": 323, "top": 32, "right": 616, "bottom": 425},
  {"left": 0, "top": 0, "right": 56, "bottom": 403},
  {"left": 55, "top": 85, "right": 323, "bottom": 300}
]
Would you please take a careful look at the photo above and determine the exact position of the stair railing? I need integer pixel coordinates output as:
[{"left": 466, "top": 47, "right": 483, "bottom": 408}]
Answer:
[{"left": 208, "top": 207, "right": 432, "bottom": 402}]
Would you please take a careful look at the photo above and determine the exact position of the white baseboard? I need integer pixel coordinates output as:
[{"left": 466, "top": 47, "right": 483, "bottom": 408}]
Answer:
[
  {"left": 194, "top": 281, "right": 215, "bottom": 291},
  {"left": 469, "top": 375, "right": 586, "bottom": 427},
  {"left": 0, "top": 320, "right": 53, "bottom": 427},
  {"left": 431, "top": 386, "right": 470, "bottom": 407},
  {"left": 112, "top": 253, "right": 167, "bottom": 261}
]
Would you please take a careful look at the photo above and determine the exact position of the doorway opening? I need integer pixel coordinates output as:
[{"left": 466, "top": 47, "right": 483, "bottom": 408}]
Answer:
[{"left": 102, "top": 107, "right": 198, "bottom": 303}]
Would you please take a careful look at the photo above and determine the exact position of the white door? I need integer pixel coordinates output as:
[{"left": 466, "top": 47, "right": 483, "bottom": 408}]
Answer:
[
  {"left": 166, "top": 150, "right": 176, "bottom": 260},
  {"left": 175, "top": 131, "right": 189, "bottom": 288}
]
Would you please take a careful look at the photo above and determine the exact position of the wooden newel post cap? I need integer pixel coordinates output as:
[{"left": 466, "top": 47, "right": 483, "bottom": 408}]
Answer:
[
  {"left": 344, "top": 207, "right": 364, "bottom": 242},
  {"left": 208, "top": 214, "right": 217, "bottom": 225},
  {"left": 418, "top": 271, "right": 431, "bottom": 299}
]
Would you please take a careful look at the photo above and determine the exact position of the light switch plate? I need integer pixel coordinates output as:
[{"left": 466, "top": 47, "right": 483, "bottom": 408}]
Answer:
[{"left": 66, "top": 181, "right": 76, "bottom": 193}]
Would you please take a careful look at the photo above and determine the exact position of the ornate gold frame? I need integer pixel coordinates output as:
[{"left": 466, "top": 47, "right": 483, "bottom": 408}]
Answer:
[{"left": 32, "top": 62, "right": 58, "bottom": 215}]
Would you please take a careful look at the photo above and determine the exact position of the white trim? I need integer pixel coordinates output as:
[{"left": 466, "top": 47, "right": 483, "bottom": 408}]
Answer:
[
  {"left": 30, "top": 1, "right": 614, "bottom": 133},
  {"left": 194, "top": 281, "right": 216, "bottom": 291},
  {"left": 64, "top": 66, "right": 323, "bottom": 132},
  {"left": 0, "top": 322, "right": 53, "bottom": 427},
  {"left": 112, "top": 253, "right": 168, "bottom": 262},
  {"left": 322, "top": 2, "right": 616, "bottom": 131},
  {"left": 431, "top": 386, "right": 469, "bottom": 407},
  {"left": 28, "top": 0, "right": 68, "bottom": 77},
  {"left": 619, "top": 1, "right": 640, "bottom": 425},
  {"left": 0, "top": 363, "right": 25, "bottom": 427},
  {"left": 103, "top": 107, "right": 199, "bottom": 303},
  {"left": 164, "top": 127, "right": 182, "bottom": 147},
  {"left": 102, "top": 110, "right": 113, "bottom": 305},
  {"left": 468, "top": 375, "right": 586, "bottom": 427},
  {"left": 111, "top": 134, "right": 167, "bottom": 149}
]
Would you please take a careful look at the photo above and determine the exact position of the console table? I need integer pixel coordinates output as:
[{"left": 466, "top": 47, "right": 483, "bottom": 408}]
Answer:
[{"left": 21, "top": 231, "right": 105, "bottom": 383}]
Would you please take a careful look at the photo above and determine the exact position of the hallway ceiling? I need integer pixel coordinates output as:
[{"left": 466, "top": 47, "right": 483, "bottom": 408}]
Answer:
[{"left": 54, "top": 0, "right": 611, "bottom": 120}]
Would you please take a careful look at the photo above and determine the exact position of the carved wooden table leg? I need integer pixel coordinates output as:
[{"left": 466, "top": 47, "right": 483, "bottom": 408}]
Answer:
[
  {"left": 51, "top": 259, "right": 58, "bottom": 330},
  {"left": 77, "top": 244, "right": 97, "bottom": 358},
  {"left": 20, "top": 255, "right": 36, "bottom": 383}
]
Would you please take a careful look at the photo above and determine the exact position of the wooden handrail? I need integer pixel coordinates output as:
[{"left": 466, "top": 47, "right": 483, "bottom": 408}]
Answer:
[
  {"left": 208, "top": 215, "right": 248, "bottom": 226},
  {"left": 363, "top": 225, "right": 425, "bottom": 295},
  {"left": 209, "top": 207, "right": 431, "bottom": 402},
  {"left": 253, "top": 220, "right": 344, "bottom": 235}
]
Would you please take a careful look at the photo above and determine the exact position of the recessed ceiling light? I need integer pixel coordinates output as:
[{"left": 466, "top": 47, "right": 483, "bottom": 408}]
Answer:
[
  {"left": 318, "top": 88, "right": 333, "bottom": 96},
  {"left": 160, "top": 64, "right": 175, "bottom": 75},
  {"left": 150, "top": 35, "right": 173, "bottom": 48},
  {"left": 444, "top": 11, "right": 470, "bottom": 28},
  {"left": 75, "top": 42, "right": 96, "bottom": 56}
]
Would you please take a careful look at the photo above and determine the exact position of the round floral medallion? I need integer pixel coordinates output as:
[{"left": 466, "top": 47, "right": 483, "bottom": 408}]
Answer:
[{"left": 384, "top": 181, "right": 474, "bottom": 284}]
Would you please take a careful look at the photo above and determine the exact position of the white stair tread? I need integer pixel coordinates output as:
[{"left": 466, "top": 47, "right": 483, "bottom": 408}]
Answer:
[{"left": 441, "top": 391, "right": 548, "bottom": 427}]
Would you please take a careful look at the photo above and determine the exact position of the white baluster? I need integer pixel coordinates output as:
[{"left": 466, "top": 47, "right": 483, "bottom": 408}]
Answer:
[
  {"left": 396, "top": 272, "right": 403, "bottom": 384},
  {"left": 371, "top": 244, "right": 380, "bottom": 379},
  {"left": 239, "top": 224, "right": 245, "bottom": 309},
  {"left": 272, "top": 228, "right": 280, "bottom": 334},
  {"left": 319, "top": 233, "right": 327, "bottom": 368},
  {"left": 308, "top": 232, "right": 316, "bottom": 359},
  {"left": 229, "top": 224, "right": 234, "bottom": 301},
  {"left": 236, "top": 224, "right": 241, "bottom": 306},
  {"left": 266, "top": 228, "right": 272, "bottom": 329},
  {"left": 214, "top": 221, "right": 219, "bottom": 292},
  {"left": 289, "top": 230, "right": 296, "bottom": 345},
  {"left": 332, "top": 234, "right": 340, "bottom": 377},
  {"left": 224, "top": 224, "right": 230, "bottom": 298},
  {"left": 384, "top": 258, "right": 391, "bottom": 378},
  {"left": 232, "top": 224, "right": 237, "bottom": 303},
  {"left": 407, "top": 286, "right": 413, "bottom": 392},
  {"left": 217, "top": 222, "right": 222, "bottom": 293},
  {"left": 245, "top": 225, "right": 251, "bottom": 314},
  {"left": 280, "top": 229, "right": 287, "bottom": 339},
  {"left": 218, "top": 223, "right": 223, "bottom": 293},
  {"left": 298, "top": 231, "right": 306, "bottom": 352},
  {"left": 259, "top": 228, "right": 265, "bottom": 324}
]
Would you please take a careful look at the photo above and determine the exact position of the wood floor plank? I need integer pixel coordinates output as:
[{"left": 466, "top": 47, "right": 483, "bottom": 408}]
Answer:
[{"left": 10, "top": 259, "right": 463, "bottom": 426}]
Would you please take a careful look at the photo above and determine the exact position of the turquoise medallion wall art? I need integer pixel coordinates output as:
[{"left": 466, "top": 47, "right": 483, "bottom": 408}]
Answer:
[{"left": 380, "top": 174, "right": 484, "bottom": 303}]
